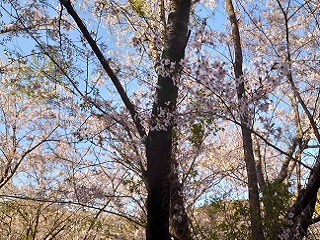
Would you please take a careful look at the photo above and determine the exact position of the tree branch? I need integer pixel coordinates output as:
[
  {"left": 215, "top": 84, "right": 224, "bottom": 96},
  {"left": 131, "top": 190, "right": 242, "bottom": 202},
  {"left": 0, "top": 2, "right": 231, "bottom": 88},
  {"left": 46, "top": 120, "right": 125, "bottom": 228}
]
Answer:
[{"left": 60, "top": 0, "right": 146, "bottom": 140}]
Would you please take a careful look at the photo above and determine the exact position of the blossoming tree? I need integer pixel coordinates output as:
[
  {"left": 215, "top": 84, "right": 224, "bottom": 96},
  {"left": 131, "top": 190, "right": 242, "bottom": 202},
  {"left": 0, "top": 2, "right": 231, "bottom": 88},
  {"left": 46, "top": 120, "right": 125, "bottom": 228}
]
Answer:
[{"left": 1, "top": 0, "right": 320, "bottom": 239}]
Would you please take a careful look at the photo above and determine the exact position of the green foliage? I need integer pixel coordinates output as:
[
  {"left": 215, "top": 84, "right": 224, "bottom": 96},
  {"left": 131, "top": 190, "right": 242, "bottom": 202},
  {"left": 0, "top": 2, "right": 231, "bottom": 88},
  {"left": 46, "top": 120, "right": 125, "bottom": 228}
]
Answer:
[
  {"left": 129, "top": 0, "right": 147, "bottom": 18},
  {"left": 188, "top": 122, "right": 204, "bottom": 148},
  {"left": 261, "top": 182, "right": 293, "bottom": 239},
  {"left": 196, "top": 199, "right": 251, "bottom": 239},
  {"left": 314, "top": 190, "right": 320, "bottom": 214},
  {"left": 2, "top": 54, "right": 63, "bottom": 104},
  {"left": 123, "top": 177, "right": 143, "bottom": 194},
  {"left": 172, "top": 128, "right": 179, "bottom": 140},
  {"left": 189, "top": 168, "right": 198, "bottom": 178}
]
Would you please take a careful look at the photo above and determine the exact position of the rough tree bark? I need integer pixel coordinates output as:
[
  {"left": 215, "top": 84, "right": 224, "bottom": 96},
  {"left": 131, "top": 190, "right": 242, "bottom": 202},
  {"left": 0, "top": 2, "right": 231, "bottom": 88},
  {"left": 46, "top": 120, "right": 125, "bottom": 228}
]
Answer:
[
  {"left": 145, "top": 0, "right": 191, "bottom": 239},
  {"left": 225, "top": 0, "right": 265, "bottom": 239},
  {"left": 170, "top": 158, "right": 192, "bottom": 240}
]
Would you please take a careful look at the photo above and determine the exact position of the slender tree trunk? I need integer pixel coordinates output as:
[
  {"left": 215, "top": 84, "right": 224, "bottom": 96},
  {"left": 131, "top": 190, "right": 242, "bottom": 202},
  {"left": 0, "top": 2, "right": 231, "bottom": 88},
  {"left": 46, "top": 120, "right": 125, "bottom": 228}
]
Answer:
[
  {"left": 145, "top": 0, "right": 191, "bottom": 239},
  {"left": 225, "top": 0, "right": 264, "bottom": 239}
]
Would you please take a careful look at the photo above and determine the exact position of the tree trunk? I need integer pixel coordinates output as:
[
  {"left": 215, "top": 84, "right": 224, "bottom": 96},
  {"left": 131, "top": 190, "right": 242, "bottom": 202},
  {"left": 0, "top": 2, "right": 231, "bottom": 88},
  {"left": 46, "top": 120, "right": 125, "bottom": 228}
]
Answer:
[
  {"left": 225, "top": 0, "right": 265, "bottom": 239},
  {"left": 145, "top": 0, "right": 191, "bottom": 239},
  {"left": 60, "top": 0, "right": 191, "bottom": 238},
  {"left": 170, "top": 159, "right": 192, "bottom": 240},
  {"left": 278, "top": 153, "right": 320, "bottom": 239}
]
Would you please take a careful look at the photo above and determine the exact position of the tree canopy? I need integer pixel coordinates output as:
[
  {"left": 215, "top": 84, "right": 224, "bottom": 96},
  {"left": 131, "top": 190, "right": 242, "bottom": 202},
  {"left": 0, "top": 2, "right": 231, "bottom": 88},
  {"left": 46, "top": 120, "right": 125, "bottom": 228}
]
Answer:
[{"left": 1, "top": 0, "right": 320, "bottom": 239}]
